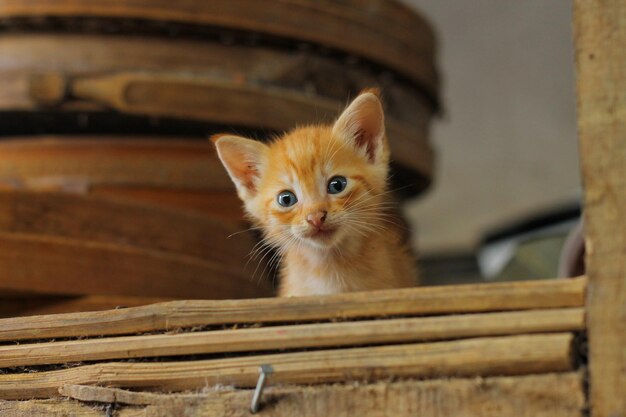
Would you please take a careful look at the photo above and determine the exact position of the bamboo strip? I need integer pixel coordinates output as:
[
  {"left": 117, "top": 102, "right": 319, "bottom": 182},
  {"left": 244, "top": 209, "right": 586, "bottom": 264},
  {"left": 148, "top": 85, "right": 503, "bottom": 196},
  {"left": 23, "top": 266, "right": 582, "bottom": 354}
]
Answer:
[
  {"left": 0, "top": 277, "right": 587, "bottom": 342},
  {"left": 0, "top": 334, "right": 574, "bottom": 400},
  {"left": 0, "top": 308, "right": 584, "bottom": 368}
]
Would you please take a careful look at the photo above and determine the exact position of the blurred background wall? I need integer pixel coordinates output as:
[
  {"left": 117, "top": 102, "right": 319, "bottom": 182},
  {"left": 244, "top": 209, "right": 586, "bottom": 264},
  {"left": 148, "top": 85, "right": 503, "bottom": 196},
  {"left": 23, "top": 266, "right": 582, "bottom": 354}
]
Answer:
[{"left": 401, "top": 1, "right": 580, "bottom": 257}]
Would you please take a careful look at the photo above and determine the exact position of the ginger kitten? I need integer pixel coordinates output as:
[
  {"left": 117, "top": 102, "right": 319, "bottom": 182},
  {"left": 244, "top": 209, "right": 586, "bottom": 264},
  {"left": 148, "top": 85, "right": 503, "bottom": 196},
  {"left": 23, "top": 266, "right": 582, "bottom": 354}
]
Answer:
[{"left": 213, "top": 90, "right": 417, "bottom": 297}]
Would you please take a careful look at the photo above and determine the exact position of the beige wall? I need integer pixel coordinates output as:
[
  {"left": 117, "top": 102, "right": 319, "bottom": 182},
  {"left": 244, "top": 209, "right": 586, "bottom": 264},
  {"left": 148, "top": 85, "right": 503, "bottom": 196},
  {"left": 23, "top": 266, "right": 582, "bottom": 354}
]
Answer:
[{"left": 401, "top": 1, "right": 581, "bottom": 254}]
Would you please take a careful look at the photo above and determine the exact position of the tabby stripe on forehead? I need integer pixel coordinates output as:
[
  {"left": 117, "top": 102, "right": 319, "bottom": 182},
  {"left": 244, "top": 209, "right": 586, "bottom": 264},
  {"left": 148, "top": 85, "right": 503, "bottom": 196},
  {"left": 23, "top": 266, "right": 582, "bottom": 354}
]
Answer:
[{"left": 351, "top": 175, "right": 374, "bottom": 193}]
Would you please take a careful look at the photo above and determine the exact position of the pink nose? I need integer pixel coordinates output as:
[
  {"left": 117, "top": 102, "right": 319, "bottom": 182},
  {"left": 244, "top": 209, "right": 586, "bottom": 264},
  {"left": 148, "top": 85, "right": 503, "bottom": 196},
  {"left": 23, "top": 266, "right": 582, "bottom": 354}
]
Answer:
[{"left": 306, "top": 211, "right": 327, "bottom": 228}]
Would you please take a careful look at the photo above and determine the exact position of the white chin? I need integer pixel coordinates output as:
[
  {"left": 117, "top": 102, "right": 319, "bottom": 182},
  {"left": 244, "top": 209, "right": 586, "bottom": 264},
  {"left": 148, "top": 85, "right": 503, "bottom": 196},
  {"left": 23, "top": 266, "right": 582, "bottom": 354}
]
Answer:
[{"left": 303, "top": 232, "right": 342, "bottom": 249}]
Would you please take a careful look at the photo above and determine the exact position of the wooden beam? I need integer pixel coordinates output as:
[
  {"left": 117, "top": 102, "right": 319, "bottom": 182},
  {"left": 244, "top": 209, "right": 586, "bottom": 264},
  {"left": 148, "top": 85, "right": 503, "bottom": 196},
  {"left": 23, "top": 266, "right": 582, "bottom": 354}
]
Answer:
[
  {"left": 0, "top": 333, "right": 574, "bottom": 400},
  {"left": 0, "top": 277, "right": 587, "bottom": 341},
  {"left": 0, "top": 308, "right": 584, "bottom": 368},
  {"left": 574, "top": 1, "right": 626, "bottom": 416},
  {"left": 51, "top": 373, "right": 585, "bottom": 417}
]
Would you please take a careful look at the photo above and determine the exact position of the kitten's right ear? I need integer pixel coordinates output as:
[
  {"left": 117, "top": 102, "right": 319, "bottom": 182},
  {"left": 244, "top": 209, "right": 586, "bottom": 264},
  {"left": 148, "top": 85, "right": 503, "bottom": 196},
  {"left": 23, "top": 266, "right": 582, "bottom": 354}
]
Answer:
[{"left": 212, "top": 135, "right": 268, "bottom": 200}]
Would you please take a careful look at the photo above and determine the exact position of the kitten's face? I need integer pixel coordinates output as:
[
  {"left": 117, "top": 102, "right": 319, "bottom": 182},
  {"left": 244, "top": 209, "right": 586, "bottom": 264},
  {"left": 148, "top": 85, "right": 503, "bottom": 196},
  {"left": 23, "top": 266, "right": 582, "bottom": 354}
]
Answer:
[
  {"left": 214, "top": 91, "right": 389, "bottom": 252},
  {"left": 255, "top": 126, "right": 387, "bottom": 250}
]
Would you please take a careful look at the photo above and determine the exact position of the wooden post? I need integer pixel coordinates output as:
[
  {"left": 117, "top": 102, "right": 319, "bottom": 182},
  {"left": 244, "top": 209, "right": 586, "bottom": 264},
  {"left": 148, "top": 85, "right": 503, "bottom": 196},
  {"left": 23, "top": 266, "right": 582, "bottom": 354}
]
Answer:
[{"left": 573, "top": 1, "right": 626, "bottom": 416}]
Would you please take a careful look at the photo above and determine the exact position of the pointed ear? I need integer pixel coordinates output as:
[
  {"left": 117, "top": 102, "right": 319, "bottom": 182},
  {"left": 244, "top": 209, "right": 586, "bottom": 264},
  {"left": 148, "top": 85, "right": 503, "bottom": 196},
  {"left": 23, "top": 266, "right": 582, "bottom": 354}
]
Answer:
[
  {"left": 332, "top": 91, "right": 386, "bottom": 163},
  {"left": 212, "top": 135, "right": 268, "bottom": 200}
]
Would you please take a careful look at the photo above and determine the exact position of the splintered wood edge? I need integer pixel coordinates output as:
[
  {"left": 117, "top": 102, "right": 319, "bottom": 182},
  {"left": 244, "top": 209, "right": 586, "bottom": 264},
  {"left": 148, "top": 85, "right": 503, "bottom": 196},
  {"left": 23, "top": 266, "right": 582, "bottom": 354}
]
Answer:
[
  {"left": 0, "top": 333, "right": 575, "bottom": 400},
  {"left": 0, "top": 276, "right": 587, "bottom": 342},
  {"left": 0, "top": 373, "right": 583, "bottom": 417},
  {"left": 50, "top": 373, "right": 585, "bottom": 417}
]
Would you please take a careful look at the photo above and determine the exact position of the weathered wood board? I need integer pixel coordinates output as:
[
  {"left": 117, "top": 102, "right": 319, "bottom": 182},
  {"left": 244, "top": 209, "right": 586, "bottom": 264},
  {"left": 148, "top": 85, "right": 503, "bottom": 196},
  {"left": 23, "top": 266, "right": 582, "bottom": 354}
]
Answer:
[
  {"left": 0, "top": 334, "right": 574, "bottom": 400},
  {"left": 0, "top": 373, "right": 585, "bottom": 417},
  {"left": 574, "top": 1, "right": 626, "bottom": 416},
  {"left": 0, "top": 308, "right": 583, "bottom": 368}
]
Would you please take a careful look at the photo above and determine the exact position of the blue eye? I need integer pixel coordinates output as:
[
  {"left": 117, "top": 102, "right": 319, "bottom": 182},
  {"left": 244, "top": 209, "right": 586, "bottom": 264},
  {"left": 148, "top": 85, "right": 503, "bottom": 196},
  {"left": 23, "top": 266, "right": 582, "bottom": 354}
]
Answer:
[
  {"left": 328, "top": 176, "right": 347, "bottom": 194},
  {"left": 277, "top": 190, "right": 298, "bottom": 207}
]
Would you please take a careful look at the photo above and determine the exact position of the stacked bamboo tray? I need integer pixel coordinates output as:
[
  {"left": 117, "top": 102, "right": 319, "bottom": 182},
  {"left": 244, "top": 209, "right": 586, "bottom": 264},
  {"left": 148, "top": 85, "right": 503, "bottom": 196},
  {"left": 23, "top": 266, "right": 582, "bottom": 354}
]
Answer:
[
  {"left": 0, "top": 277, "right": 586, "bottom": 415},
  {"left": 0, "top": 0, "right": 440, "bottom": 316}
]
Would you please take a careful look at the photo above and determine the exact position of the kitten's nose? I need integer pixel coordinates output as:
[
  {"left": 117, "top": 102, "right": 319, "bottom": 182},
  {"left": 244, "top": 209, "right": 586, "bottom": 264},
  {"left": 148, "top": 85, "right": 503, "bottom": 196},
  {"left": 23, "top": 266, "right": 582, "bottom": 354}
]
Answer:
[{"left": 306, "top": 211, "right": 327, "bottom": 229}]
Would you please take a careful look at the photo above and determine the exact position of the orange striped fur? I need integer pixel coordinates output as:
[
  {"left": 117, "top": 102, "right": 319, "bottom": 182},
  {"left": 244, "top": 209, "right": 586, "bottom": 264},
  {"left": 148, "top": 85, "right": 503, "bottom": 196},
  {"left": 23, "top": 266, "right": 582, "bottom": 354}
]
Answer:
[{"left": 213, "top": 91, "right": 417, "bottom": 297}]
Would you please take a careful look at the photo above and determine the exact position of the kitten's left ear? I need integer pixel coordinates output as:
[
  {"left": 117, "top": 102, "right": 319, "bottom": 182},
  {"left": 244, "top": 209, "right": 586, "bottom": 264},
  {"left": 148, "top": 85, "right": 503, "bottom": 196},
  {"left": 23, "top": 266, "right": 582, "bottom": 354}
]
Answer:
[{"left": 332, "top": 90, "right": 386, "bottom": 163}]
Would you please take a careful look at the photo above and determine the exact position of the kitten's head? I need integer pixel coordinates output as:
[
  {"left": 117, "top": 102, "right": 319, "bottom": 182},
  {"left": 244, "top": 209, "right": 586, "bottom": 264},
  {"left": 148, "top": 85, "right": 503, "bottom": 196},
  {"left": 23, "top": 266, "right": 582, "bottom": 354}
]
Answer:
[{"left": 213, "top": 90, "right": 390, "bottom": 250}]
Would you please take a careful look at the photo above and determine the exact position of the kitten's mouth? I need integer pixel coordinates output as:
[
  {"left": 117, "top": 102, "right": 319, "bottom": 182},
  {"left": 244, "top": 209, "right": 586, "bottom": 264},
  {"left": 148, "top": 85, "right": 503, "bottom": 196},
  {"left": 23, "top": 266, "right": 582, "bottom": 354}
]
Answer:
[{"left": 304, "top": 227, "right": 337, "bottom": 241}]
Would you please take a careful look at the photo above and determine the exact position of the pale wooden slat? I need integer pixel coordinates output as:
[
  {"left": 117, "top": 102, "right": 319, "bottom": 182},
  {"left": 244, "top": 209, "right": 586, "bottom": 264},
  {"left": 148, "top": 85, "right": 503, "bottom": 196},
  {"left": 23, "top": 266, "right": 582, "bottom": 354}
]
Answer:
[
  {"left": 0, "top": 232, "right": 272, "bottom": 299},
  {"left": 574, "top": 1, "right": 626, "bottom": 416},
  {"left": 0, "top": 0, "right": 438, "bottom": 92},
  {"left": 0, "top": 334, "right": 574, "bottom": 400},
  {"left": 0, "top": 308, "right": 584, "bottom": 368},
  {"left": 53, "top": 373, "right": 585, "bottom": 417},
  {"left": 0, "top": 277, "right": 586, "bottom": 342}
]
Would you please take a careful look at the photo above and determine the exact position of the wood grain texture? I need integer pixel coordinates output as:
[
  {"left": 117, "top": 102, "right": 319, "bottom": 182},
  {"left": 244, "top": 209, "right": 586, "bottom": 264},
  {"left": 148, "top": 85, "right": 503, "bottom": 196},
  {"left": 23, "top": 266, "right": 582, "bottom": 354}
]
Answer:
[
  {"left": 0, "top": 33, "right": 435, "bottom": 181},
  {"left": 0, "top": 295, "right": 175, "bottom": 318},
  {"left": 0, "top": 0, "right": 438, "bottom": 92},
  {"left": 0, "top": 137, "right": 233, "bottom": 191},
  {"left": 89, "top": 187, "right": 245, "bottom": 221},
  {"left": 0, "top": 232, "right": 272, "bottom": 299},
  {"left": 0, "top": 308, "right": 584, "bottom": 368},
  {"left": 0, "top": 34, "right": 435, "bottom": 125},
  {"left": 52, "top": 373, "right": 585, "bottom": 417},
  {"left": 574, "top": 1, "right": 626, "bottom": 416},
  {"left": 70, "top": 74, "right": 431, "bottom": 175},
  {"left": 0, "top": 276, "right": 586, "bottom": 342},
  {"left": 0, "top": 334, "right": 574, "bottom": 400},
  {"left": 0, "top": 191, "right": 251, "bottom": 262},
  {"left": 0, "top": 399, "right": 106, "bottom": 417},
  {"left": 0, "top": 374, "right": 584, "bottom": 417}
]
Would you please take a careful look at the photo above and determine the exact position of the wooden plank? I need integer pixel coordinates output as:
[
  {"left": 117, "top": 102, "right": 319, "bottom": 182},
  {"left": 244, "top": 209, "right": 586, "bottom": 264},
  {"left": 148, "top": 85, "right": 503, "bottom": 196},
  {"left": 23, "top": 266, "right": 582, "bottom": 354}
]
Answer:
[
  {"left": 0, "top": 33, "right": 435, "bottom": 125},
  {"left": 0, "top": 0, "right": 438, "bottom": 92},
  {"left": 89, "top": 187, "right": 245, "bottom": 221},
  {"left": 0, "top": 191, "right": 251, "bottom": 262},
  {"left": 573, "top": 1, "right": 626, "bottom": 416},
  {"left": 68, "top": 73, "right": 433, "bottom": 174},
  {"left": 0, "top": 374, "right": 584, "bottom": 417},
  {"left": 0, "top": 277, "right": 586, "bottom": 341},
  {"left": 0, "top": 295, "right": 175, "bottom": 318},
  {"left": 0, "top": 400, "right": 106, "bottom": 417},
  {"left": 0, "top": 334, "right": 575, "bottom": 400},
  {"left": 0, "top": 232, "right": 272, "bottom": 299},
  {"left": 0, "top": 137, "right": 233, "bottom": 191},
  {"left": 54, "top": 373, "right": 585, "bottom": 417},
  {"left": 0, "top": 308, "right": 584, "bottom": 368}
]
